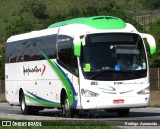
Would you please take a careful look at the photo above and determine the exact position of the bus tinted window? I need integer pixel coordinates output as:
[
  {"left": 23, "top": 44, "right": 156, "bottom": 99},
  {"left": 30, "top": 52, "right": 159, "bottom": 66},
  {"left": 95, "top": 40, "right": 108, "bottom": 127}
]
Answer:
[
  {"left": 6, "top": 34, "right": 57, "bottom": 63},
  {"left": 58, "top": 35, "right": 78, "bottom": 77},
  {"left": 16, "top": 41, "right": 27, "bottom": 62},
  {"left": 36, "top": 35, "right": 57, "bottom": 60}
]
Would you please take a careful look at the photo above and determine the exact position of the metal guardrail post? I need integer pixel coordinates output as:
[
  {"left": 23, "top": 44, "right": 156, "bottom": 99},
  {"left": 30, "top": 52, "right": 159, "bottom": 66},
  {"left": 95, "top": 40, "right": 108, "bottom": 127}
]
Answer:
[
  {"left": 158, "top": 68, "right": 160, "bottom": 90},
  {"left": 0, "top": 80, "right": 1, "bottom": 93}
]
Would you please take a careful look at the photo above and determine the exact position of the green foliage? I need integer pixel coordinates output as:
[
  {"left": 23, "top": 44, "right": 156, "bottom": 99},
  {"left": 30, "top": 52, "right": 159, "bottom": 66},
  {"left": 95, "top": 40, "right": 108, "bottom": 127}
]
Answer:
[
  {"left": 148, "top": 20, "right": 160, "bottom": 67},
  {"left": 67, "top": 8, "right": 82, "bottom": 19},
  {"left": 30, "top": 1, "right": 48, "bottom": 19},
  {"left": 0, "top": 0, "right": 159, "bottom": 80},
  {"left": 144, "top": 0, "right": 160, "bottom": 9},
  {"left": 0, "top": 125, "right": 120, "bottom": 129},
  {"left": 82, "top": 6, "right": 99, "bottom": 17},
  {"left": 20, "top": 0, "right": 48, "bottom": 19},
  {"left": 0, "top": 0, "right": 147, "bottom": 43},
  {"left": 0, "top": 47, "right": 5, "bottom": 80},
  {"left": 5, "top": 18, "right": 33, "bottom": 37}
]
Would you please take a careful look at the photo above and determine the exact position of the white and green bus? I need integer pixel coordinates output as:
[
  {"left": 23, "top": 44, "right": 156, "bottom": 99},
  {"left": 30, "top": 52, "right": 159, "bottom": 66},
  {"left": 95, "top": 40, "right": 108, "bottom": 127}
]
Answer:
[{"left": 5, "top": 16, "right": 156, "bottom": 117}]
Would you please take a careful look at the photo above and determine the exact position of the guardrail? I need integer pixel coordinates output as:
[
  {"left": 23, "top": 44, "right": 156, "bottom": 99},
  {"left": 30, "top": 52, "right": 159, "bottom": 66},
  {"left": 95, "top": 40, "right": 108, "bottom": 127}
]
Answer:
[
  {"left": 150, "top": 68, "right": 160, "bottom": 91},
  {"left": 0, "top": 80, "right": 5, "bottom": 93}
]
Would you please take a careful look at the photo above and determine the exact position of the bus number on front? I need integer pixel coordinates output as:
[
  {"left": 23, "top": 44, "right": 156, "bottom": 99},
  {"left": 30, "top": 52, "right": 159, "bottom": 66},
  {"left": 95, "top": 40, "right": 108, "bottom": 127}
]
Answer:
[{"left": 91, "top": 81, "right": 98, "bottom": 85}]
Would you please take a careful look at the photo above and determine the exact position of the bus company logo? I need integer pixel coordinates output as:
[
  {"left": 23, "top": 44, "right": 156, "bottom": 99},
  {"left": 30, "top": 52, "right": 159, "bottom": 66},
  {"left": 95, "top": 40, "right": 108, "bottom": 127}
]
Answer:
[{"left": 23, "top": 65, "right": 46, "bottom": 76}]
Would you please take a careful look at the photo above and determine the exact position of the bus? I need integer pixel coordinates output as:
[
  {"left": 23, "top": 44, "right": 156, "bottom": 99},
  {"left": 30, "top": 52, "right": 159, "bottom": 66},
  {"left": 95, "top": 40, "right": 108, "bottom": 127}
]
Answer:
[{"left": 5, "top": 16, "right": 156, "bottom": 117}]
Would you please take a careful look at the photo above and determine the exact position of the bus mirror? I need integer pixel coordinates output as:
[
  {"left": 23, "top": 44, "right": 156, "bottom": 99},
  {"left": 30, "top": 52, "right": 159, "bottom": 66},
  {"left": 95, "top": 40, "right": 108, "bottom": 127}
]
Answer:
[
  {"left": 74, "top": 44, "right": 81, "bottom": 57},
  {"left": 141, "top": 33, "right": 156, "bottom": 54},
  {"left": 74, "top": 37, "right": 81, "bottom": 57}
]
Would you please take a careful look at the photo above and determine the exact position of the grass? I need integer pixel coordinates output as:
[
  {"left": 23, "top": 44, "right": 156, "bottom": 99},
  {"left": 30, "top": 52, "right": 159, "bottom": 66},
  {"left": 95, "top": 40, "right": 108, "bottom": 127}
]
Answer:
[
  {"left": 150, "top": 105, "right": 160, "bottom": 108},
  {"left": 0, "top": 118, "right": 122, "bottom": 129},
  {"left": 0, "top": 101, "right": 6, "bottom": 103},
  {"left": 0, "top": 100, "right": 5, "bottom": 103},
  {"left": 0, "top": 126, "right": 121, "bottom": 129}
]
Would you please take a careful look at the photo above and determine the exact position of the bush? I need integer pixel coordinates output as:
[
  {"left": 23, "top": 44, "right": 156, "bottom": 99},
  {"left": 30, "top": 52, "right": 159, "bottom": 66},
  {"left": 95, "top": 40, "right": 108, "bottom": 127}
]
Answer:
[
  {"left": 0, "top": 47, "right": 5, "bottom": 80},
  {"left": 5, "top": 18, "right": 33, "bottom": 37},
  {"left": 30, "top": 1, "right": 48, "bottom": 19},
  {"left": 147, "top": 20, "right": 160, "bottom": 67},
  {"left": 20, "top": 1, "right": 48, "bottom": 19},
  {"left": 144, "top": 0, "right": 160, "bottom": 9}
]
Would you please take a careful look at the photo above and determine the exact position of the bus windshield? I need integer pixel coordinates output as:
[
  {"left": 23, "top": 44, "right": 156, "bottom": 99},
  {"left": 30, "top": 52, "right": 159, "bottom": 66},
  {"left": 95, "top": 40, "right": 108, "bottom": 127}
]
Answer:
[{"left": 80, "top": 33, "right": 147, "bottom": 81}]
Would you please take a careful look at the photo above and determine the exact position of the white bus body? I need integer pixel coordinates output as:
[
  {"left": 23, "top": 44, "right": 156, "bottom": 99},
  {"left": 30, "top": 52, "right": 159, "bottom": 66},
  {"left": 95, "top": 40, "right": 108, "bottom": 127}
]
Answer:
[{"left": 5, "top": 16, "right": 156, "bottom": 116}]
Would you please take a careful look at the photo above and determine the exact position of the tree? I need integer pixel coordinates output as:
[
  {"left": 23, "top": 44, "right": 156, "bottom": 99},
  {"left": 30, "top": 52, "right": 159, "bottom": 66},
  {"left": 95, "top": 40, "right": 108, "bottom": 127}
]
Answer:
[
  {"left": 0, "top": 46, "right": 5, "bottom": 80},
  {"left": 144, "top": 0, "right": 160, "bottom": 9},
  {"left": 5, "top": 18, "right": 33, "bottom": 37},
  {"left": 147, "top": 20, "right": 160, "bottom": 67},
  {"left": 82, "top": 6, "right": 99, "bottom": 17},
  {"left": 20, "top": 0, "right": 48, "bottom": 19},
  {"left": 30, "top": 1, "right": 48, "bottom": 19}
]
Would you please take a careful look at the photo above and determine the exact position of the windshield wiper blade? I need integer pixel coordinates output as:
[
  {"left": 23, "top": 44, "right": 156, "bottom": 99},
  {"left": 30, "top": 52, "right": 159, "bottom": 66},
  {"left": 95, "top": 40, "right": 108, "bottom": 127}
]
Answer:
[
  {"left": 121, "top": 70, "right": 144, "bottom": 77},
  {"left": 88, "top": 69, "right": 144, "bottom": 80},
  {"left": 88, "top": 67, "right": 114, "bottom": 80},
  {"left": 88, "top": 70, "right": 106, "bottom": 80}
]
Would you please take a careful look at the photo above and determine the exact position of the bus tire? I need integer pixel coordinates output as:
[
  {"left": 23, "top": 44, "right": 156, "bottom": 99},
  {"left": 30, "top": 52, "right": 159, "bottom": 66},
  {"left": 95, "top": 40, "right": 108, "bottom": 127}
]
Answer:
[
  {"left": 117, "top": 109, "right": 129, "bottom": 117},
  {"left": 20, "top": 93, "right": 32, "bottom": 115},
  {"left": 62, "top": 96, "right": 72, "bottom": 117},
  {"left": 62, "top": 95, "right": 79, "bottom": 117}
]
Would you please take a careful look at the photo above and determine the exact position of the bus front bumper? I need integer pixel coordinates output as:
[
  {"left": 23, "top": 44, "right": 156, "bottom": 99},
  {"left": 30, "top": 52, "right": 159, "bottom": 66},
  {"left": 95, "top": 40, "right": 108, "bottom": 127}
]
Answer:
[{"left": 81, "top": 94, "right": 150, "bottom": 109}]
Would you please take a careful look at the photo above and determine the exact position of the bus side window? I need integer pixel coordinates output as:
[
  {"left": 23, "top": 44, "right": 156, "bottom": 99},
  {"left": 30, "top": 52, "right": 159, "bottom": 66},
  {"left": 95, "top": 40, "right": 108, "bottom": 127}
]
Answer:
[
  {"left": 6, "top": 43, "right": 11, "bottom": 63},
  {"left": 36, "top": 35, "right": 57, "bottom": 60},
  {"left": 6, "top": 34, "right": 58, "bottom": 63},
  {"left": 16, "top": 41, "right": 26, "bottom": 62},
  {"left": 9, "top": 54, "right": 16, "bottom": 63},
  {"left": 9, "top": 48, "right": 17, "bottom": 63},
  {"left": 72, "top": 51, "right": 79, "bottom": 77},
  {"left": 57, "top": 35, "right": 78, "bottom": 77},
  {"left": 23, "top": 39, "right": 36, "bottom": 61}
]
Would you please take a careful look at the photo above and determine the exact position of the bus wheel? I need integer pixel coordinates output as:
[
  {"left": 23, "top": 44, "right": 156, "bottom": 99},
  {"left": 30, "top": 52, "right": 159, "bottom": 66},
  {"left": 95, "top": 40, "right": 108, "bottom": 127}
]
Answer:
[
  {"left": 20, "top": 93, "right": 31, "bottom": 115},
  {"left": 62, "top": 96, "right": 79, "bottom": 117},
  {"left": 62, "top": 97, "right": 72, "bottom": 117},
  {"left": 117, "top": 109, "right": 129, "bottom": 117}
]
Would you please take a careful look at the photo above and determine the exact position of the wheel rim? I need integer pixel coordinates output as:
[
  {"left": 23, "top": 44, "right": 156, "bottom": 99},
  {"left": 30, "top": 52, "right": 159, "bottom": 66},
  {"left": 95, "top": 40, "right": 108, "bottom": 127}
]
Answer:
[
  {"left": 64, "top": 99, "right": 69, "bottom": 111},
  {"left": 21, "top": 97, "right": 25, "bottom": 111}
]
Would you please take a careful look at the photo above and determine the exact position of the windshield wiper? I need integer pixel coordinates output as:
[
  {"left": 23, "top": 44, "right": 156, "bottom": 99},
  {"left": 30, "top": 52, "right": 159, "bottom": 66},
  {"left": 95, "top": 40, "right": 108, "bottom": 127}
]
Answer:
[
  {"left": 120, "top": 70, "right": 144, "bottom": 77},
  {"left": 88, "top": 67, "right": 114, "bottom": 80},
  {"left": 88, "top": 69, "right": 144, "bottom": 80}
]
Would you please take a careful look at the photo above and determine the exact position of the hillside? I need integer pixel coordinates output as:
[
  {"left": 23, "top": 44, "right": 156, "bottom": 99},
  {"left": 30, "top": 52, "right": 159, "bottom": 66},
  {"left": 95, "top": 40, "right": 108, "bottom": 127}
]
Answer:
[
  {"left": 0, "top": 0, "right": 150, "bottom": 43},
  {"left": 0, "top": 0, "right": 160, "bottom": 79},
  {"left": 0, "top": 0, "right": 111, "bottom": 42}
]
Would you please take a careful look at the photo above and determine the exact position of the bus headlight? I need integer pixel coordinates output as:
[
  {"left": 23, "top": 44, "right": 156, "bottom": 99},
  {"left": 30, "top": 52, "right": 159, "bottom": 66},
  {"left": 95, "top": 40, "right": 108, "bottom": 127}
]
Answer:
[
  {"left": 137, "top": 87, "right": 150, "bottom": 95},
  {"left": 81, "top": 89, "right": 99, "bottom": 97}
]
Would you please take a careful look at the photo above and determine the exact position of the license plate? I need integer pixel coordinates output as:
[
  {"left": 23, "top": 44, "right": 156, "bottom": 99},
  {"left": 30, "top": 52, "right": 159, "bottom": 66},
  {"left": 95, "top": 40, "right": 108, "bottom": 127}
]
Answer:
[{"left": 113, "top": 99, "right": 124, "bottom": 104}]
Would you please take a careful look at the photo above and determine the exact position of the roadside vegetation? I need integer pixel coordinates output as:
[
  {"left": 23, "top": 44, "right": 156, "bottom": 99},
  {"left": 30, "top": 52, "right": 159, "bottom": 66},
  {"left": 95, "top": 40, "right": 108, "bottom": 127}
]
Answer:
[
  {"left": 0, "top": 126, "right": 121, "bottom": 129},
  {"left": 0, "top": 0, "right": 160, "bottom": 80},
  {"left": 0, "top": 118, "right": 121, "bottom": 129}
]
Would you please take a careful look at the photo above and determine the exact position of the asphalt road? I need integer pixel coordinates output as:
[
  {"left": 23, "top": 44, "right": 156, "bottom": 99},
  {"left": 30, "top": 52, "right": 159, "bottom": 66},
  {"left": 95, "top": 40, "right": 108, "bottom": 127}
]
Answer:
[{"left": 0, "top": 103, "right": 160, "bottom": 127}]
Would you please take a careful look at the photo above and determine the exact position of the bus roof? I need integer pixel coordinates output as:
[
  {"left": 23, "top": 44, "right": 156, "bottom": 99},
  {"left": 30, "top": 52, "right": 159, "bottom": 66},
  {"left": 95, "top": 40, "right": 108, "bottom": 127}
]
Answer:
[
  {"left": 6, "top": 28, "right": 58, "bottom": 43},
  {"left": 7, "top": 16, "right": 135, "bottom": 43},
  {"left": 48, "top": 16, "right": 126, "bottom": 30}
]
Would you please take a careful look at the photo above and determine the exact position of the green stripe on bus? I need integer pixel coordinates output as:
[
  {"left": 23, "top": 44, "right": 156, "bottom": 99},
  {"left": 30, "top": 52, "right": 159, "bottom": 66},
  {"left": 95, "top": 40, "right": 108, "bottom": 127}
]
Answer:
[
  {"left": 99, "top": 86, "right": 116, "bottom": 91},
  {"left": 25, "top": 94, "right": 61, "bottom": 107},
  {"left": 48, "top": 16, "right": 126, "bottom": 30},
  {"left": 39, "top": 50, "right": 74, "bottom": 106}
]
